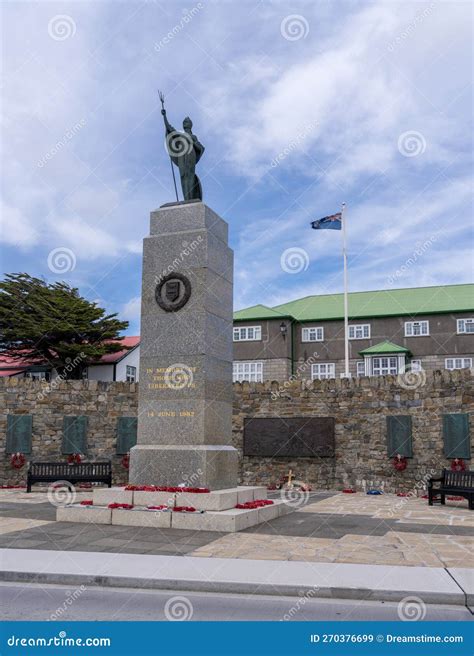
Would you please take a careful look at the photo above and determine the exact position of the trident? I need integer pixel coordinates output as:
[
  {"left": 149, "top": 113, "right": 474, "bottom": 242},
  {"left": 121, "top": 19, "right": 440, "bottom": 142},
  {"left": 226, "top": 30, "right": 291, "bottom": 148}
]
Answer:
[{"left": 158, "top": 90, "right": 179, "bottom": 203}]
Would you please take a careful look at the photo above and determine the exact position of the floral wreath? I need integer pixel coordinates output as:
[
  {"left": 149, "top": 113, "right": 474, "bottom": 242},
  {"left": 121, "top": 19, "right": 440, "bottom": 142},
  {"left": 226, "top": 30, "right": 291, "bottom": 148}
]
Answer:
[
  {"left": 10, "top": 452, "right": 26, "bottom": 469},
  {"left": 451, "top": 458, "right": 466, "bottom": 472},
  {"left": 393, "top": 454, "right": 408, "bottom": 471},
  {"left": 67, "top": 453, "right": 82, "bottom": 464}
]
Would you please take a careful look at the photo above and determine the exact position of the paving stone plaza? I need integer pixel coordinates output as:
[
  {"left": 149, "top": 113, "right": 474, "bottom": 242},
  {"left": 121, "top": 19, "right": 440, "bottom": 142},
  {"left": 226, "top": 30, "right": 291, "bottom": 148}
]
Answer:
[{"left": 1, "top": 489, "right": 472, "bottom": 569}]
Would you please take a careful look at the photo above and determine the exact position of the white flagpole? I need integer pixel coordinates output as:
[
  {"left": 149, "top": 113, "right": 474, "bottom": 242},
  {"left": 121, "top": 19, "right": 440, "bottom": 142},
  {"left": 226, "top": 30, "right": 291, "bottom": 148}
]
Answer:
[{"left": 341, "top": 202, "right": 350, "bottom": 377}]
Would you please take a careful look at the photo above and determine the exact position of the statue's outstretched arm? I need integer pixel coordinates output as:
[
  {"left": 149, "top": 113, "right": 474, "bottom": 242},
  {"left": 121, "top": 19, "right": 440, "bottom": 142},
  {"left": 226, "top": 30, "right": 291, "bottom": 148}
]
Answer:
[{"left": 161, "top": 109, "right": 176, "bottom": 134}]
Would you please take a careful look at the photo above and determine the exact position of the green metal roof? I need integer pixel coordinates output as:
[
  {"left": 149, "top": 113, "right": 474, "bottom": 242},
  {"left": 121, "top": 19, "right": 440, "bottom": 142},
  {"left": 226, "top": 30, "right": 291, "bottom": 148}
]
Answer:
[
  {"left": 233, "top": 304, "right": 291, "bottom": 321},
  {"left": 359, "top": 341, "right": 410, "bottom": 355},
  {"left": 233, "top": 285, "right": 474, "bottom": 322}
]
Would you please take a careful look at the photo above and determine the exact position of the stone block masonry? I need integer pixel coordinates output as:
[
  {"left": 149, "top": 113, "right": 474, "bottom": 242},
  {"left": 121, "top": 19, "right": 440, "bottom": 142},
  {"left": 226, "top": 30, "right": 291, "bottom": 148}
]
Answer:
[
  {"left": 0, "top": 378, "right": 137, "bottom": 487},
  {"left": 232, "top": 368, "right": 474, "bottom": 493},
  {"left": 1, "top": 369, "right": 473, "bottom": 493}
]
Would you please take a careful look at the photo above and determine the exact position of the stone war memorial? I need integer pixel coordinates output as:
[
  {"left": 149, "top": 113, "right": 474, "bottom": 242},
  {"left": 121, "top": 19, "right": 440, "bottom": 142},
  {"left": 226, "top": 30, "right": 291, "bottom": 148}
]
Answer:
[{"left": 56, "top": 100, "right": 293, "bottom": 531}]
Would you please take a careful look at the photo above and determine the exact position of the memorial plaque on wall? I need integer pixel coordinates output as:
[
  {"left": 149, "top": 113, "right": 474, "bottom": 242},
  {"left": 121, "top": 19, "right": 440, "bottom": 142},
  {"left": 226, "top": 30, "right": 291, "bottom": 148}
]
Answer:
[{"left": 243, "top": 417, "right": 335, "bottom": 458}]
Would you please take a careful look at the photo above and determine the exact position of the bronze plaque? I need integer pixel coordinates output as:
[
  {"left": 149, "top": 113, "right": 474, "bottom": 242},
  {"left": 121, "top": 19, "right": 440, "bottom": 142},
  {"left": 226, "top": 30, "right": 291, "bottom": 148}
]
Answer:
[
  {"left": 243, "top": 417, "right": 335, "bottom": 458},
  {"left": 155, "top": 272, "right": 191, "bottom": 312}
]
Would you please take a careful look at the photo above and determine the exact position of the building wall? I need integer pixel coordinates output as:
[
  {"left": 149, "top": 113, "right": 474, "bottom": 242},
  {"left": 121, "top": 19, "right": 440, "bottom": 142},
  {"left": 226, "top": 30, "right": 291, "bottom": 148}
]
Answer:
[
  {"left": 115, "top": 347, "right": 140, "bottom": 382},
  {"left": 1, "top": 370, "right": 472, "bottom": 493},
  {"left": 86, "top": 364, "right": 115, "bottom": 381},
  {"left": 232, "top": 319, "right": 291, "bottom": 361},
  {"left": 233, "top": 358, "right": 291, "bottom": 382},
  {"left": 86, "top": 347, "right": 140, "bottom": 382},
  {"left": 233, "top": 312, "right": 474, "bottom": 380},
  {"left": 294, "top": 313, "right": 474, "bottom": 362}
]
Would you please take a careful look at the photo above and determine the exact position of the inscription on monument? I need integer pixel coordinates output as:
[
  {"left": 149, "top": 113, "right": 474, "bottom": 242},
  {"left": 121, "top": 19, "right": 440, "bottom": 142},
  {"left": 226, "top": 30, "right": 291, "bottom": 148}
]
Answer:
[
  {"left": 243, "top": 417, "right": 335, "bottom": 458},
  {"left": 146, "top": 366, "right": 197, "bottom": 390},
  {"left": 147, "top": 410, "right": 195, "bottom": 417},
  {"left": 155, "top": 272, "right": 191, "bottom": 312}
]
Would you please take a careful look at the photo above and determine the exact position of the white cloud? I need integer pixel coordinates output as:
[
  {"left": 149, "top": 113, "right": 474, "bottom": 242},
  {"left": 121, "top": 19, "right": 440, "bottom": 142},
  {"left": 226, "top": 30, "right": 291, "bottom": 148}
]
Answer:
[
  {"left": 121, "top": 295, "right": 141, "bottom": 324},
  {"left": 205, "top": 2, "right": 470, "bottom": 186},
  {"left": 0, "top": 202, "right": 39, "bottom": 249},
  {"left": 1, "top": 0, "right": 471, "bottom": 317}
]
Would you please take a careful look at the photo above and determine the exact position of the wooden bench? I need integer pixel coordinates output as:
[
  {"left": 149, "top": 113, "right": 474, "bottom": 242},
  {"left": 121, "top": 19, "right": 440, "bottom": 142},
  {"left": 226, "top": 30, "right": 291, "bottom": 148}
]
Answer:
[
  {"left": 428, "top": 469, "right": 473, "bottom": 510},
  {"left": 27, "top": 461, "right": 112, "bottom": 492}
]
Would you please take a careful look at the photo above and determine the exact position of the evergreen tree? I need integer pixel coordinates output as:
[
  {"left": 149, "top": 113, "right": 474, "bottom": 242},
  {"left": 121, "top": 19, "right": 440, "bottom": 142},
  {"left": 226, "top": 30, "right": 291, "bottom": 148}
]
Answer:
[{"left": 0, "top": 273, "right": 129, "bottom": 379}]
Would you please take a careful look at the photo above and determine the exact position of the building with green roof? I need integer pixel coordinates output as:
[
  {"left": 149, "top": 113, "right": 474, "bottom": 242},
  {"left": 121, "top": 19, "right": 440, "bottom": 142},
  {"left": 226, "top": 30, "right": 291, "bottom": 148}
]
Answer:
[{"left": 232, "top": 284, "right": 474, "bottom": 382}]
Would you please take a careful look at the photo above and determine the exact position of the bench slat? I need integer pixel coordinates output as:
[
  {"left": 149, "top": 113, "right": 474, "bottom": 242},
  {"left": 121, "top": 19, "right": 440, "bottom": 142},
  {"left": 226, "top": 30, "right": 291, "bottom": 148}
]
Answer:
[{"left": 26, "top": 460, "right": 112, "bottom": 492}]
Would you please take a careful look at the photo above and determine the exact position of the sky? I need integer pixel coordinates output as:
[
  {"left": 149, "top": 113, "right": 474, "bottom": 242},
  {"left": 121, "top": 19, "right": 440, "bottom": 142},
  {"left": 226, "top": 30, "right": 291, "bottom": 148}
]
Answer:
[{"left": 1, "top": 0, "right": 473, "bottom": 336}]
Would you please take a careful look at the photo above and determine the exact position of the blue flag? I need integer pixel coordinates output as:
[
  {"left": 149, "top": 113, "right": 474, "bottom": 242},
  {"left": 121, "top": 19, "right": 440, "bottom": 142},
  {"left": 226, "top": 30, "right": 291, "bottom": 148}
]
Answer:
[{"left": 311, "top": 212, "right": 342, "bottom": 230}]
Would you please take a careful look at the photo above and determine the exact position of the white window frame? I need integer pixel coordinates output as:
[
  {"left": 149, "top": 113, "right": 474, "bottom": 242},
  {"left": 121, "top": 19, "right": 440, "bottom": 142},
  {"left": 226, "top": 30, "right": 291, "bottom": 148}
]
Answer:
[
  {"left": 363, "top": 354, "right": 406, "bottom": 376},
  {"left": 302, "top": 326, "right": 324, "bottom": 342},
  {"left": 445, "top": 357, "right": 472, "bottom": 370},
  {"left": 371, "top": 356, "right": 399, "bottom": 376},
  {"left": 311, "top": 363, "right": 335, "bottom": 380},
  {"left": 233, "top": 326, "right": 262, "bottom": 342},
  {"left": 410, "top": 360, "right": 423, "bottom": 372},
  {"left": 233, "top": 361, "right": 263, "bottom": 382},
  {"left": 126, "top": 365, "right": 137, "bottom": 382},
  {"left": 457, "top": 318, "right": 474, "bottom": 334},
  {"left": 356, "top": 361, "right": 365, "bottom": 377},
  {"left": 26, "top": 370, "right": 47, "bottom": 380},
  {"left": 348, "top": 324, "right": 371, "bottom": 340},
  {"left": 405, "top": 320, "right": 429, "bottom": 337}
]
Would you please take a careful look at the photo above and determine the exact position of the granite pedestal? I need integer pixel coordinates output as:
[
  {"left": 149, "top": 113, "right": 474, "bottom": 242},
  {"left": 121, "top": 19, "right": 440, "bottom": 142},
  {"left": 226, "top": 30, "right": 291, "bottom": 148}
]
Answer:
[
  {"left": 55, "top": 203, "right": 296, "bottom": 530},
  {"left": 129, "top": 203, "right": 238, "bottom": 490}
]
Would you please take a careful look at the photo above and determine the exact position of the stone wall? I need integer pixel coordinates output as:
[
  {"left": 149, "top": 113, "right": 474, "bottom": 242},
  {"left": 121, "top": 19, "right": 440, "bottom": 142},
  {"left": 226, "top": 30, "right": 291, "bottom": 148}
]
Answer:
[
  {"left": 232, "top": 369, "right": 473, "bottom": 493},
  {"left": 1, "top": 370, "right": 472, "bottom": 492},
  {"left": 0, "top": 378, "right": 137, "bottom": 487}
]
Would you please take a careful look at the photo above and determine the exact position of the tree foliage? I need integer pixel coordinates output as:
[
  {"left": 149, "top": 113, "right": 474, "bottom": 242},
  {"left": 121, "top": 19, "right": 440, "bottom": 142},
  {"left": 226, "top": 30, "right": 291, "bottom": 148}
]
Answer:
[{"left": 0, "top": 273, "right": 130, "bottom": 379}]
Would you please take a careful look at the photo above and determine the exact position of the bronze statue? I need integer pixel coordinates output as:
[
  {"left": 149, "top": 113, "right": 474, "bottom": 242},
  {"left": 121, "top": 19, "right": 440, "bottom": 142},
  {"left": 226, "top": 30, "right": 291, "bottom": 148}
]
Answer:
[{"left": 159, "top": 91, "right": 205, "bottom": 202}]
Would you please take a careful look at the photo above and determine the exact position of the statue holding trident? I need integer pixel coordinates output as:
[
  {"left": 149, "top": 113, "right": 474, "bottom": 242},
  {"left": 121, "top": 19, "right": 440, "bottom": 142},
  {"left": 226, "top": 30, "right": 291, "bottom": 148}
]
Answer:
[{"left": 158, "top": 91, "right": 205, "bottom": 202}]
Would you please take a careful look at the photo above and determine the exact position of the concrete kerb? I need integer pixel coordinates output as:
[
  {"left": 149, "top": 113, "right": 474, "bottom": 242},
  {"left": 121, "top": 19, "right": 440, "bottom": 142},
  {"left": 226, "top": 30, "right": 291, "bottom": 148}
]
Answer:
[{"left": 0, "top": 549, "right": 467, "bottom": 606}]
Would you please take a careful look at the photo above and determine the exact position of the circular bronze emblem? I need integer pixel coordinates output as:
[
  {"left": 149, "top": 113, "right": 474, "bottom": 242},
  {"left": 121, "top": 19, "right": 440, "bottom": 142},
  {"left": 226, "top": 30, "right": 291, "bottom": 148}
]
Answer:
[{"left": 155, "top": 272, "right": 191, "bottom": 312}]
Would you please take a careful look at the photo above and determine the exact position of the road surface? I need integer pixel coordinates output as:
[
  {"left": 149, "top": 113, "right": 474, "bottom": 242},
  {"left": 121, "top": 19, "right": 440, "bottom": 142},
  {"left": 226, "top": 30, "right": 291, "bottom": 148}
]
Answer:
[{"left": 1, "top": 582, "right": 471, "bottom": 622}]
